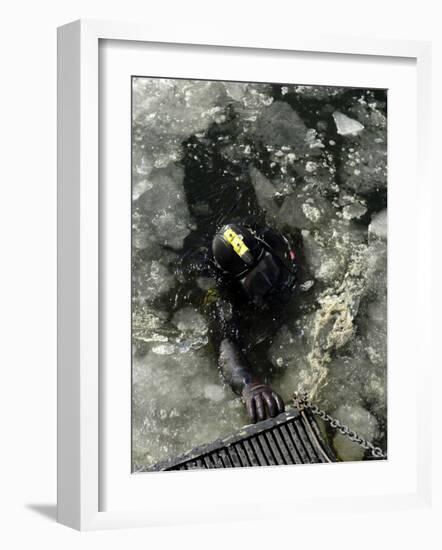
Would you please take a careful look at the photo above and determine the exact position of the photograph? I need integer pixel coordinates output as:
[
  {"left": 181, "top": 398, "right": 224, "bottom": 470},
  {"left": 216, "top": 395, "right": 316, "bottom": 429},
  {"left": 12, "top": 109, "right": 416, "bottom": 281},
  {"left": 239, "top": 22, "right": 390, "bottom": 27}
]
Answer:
[{"left": 130, "top": 77, "right": 388, "bottom": 471}]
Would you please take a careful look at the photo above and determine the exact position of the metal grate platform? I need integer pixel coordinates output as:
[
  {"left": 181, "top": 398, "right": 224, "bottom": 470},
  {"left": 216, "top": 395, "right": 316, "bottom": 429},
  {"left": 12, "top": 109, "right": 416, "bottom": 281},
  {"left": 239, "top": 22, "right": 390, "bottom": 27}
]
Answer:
[{"left": 139, "top": 407, "right": 336, "bottom": 472}]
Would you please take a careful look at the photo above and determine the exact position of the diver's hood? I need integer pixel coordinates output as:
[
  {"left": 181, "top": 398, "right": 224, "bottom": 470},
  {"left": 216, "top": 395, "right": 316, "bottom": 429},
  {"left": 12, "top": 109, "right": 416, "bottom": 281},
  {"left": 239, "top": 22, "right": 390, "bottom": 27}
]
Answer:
[
  {"left": 212, "top": 223, "right": 297, "bottom": 305},
  {"left": 239, "top": 249, "right": 296, "bottom": 306},
  {"left": 239, "top": 251, "right": 280, "bottom": 299},
  {"left": 212, "top": 223, "right": 262, "bottom": 277}
]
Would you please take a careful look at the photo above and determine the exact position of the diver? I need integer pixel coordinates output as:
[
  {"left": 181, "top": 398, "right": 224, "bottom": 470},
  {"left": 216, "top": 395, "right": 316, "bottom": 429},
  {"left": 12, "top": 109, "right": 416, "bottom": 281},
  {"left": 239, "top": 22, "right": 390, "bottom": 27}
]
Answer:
[
  {"left": 205, "top": 222, "right": 298, "bottom": 424},
  {"left": 178, "top": 129, "right": 298, "bottom": 424}
]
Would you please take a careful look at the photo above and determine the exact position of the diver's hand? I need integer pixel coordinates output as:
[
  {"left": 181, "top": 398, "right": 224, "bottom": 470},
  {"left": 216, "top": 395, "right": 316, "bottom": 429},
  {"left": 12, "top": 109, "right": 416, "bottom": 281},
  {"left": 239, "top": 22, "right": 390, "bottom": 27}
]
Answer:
[{"left": 241, "top": 383, "right": 285, "bottom": 424}]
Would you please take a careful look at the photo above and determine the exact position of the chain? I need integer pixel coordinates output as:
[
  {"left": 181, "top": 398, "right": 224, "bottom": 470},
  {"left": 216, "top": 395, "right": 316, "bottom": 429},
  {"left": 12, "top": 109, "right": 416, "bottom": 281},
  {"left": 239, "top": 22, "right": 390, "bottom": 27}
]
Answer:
[{"left": 294, "top": 392, "right": 387, "bottom": 460}]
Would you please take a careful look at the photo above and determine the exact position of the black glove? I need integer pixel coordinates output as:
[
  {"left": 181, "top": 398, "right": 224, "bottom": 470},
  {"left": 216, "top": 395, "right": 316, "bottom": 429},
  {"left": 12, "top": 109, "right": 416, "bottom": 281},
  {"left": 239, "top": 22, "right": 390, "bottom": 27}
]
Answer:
[{"left": 242, "top": 382, "right": 285, "bottom": 424}]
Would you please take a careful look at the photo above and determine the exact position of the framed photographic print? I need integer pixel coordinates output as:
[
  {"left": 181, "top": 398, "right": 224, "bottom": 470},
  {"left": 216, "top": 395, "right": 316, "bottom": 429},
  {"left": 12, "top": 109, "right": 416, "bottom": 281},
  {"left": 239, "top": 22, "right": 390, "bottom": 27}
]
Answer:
[{"left": 57, "top": 19, "right": 432, "bottom": 530}]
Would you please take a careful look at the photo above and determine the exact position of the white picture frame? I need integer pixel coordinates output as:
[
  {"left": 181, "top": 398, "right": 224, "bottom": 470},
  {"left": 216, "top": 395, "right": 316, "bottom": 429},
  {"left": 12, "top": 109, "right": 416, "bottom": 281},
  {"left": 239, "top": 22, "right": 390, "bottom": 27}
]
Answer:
[{"left": 57, "top": 19, "right": 432, "bottom": 531}]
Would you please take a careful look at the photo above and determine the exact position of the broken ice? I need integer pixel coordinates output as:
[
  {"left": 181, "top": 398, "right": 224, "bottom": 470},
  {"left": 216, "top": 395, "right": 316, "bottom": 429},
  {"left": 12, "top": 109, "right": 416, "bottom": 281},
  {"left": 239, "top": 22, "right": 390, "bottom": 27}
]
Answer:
[{"left": 131, "top": 80, "right": 388, "bottom": 467}]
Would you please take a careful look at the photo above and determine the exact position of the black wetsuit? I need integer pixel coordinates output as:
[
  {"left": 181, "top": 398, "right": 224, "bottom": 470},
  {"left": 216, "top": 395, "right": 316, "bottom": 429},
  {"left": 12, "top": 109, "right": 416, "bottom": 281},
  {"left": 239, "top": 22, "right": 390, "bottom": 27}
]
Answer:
[{"left": 181, "top": 224, "right": 296, "bottom": 397}]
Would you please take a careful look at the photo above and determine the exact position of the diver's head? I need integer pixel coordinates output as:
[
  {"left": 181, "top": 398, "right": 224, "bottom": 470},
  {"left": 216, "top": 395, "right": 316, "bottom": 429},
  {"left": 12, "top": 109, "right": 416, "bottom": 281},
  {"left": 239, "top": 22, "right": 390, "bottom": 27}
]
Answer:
[{"left": 212, "top": 223, "right": 296, "bottom": 306}]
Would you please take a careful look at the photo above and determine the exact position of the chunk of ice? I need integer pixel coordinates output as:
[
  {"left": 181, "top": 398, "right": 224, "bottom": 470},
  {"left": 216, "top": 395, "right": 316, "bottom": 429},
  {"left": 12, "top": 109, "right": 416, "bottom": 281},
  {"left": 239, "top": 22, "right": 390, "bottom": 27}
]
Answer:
[
  {"left": 224, "top": 82, "right": 249, "bottom": 102},
  {"left": 332, "top": 404, "right": 379, "bottom": 461},
  {"left": 301, "top": 230, "right": 341, "bottom": 282},
  {"left": 342, "top": 202, "right": 367, "bottom": 220},
  {"left": 172, "top": 306, "right": 208, "bottom": 336},
  {"left": 369, "top": 209, "right": 387, "bottom": 242},
  {"left": 338, "top": 129, "right": 387, "bottom": 195},
  {"left": 253, "top": 101, "right": 308, "bottom": 151},
  {"left": 300, "top": 280, "right": 314, "bottom": 292},
  {"left": 302, "top": 203, "right": 322, "bottom": 223},
  {"left": 136, "top": 163, "right": 192, "bottom": 250},
  {"left": 249, "top": 167, "right": 280, "bottom": 218},
  {"left": 152, "top": 343, "right": 176, "bottom": 355},
  {"left": 133, "top": 260, "right": 175, "bottom": 304},
  {"left": 332, "top": 111, "right": 365, "bottom": 136}
]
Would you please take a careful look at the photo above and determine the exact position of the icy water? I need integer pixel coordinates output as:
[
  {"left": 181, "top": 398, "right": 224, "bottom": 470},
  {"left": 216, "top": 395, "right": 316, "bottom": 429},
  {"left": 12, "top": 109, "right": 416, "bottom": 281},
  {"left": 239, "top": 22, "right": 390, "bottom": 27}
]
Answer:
[{"left": 131, "top": 79, "right": 387, "bottom": 469}]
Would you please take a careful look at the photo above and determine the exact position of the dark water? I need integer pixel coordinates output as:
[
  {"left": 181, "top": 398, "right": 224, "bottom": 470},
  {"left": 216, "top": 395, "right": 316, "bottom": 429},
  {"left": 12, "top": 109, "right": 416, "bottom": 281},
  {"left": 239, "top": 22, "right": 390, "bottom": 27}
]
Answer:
[{"left": 131, "top": 79, "right": 387, "bottom": 469}]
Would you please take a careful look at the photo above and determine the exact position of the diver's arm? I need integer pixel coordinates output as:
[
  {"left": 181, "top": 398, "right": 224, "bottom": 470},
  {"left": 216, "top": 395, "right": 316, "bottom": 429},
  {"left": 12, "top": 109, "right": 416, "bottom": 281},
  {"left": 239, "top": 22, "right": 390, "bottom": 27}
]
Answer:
[
  {"left": 218, "top": 338, "right": 285, "bottom": 423},
  {"left": 206, "top": 288, "right": 256, "bottom": 393},
  {"left": 207, "top": 300, "right": 258, "bottom": 395},
  {"left": 207, "top": 290, "right": 284, "bottom": 423},
  {"left": 218, "top": 339, "right": 259, "bottom": 395}
]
